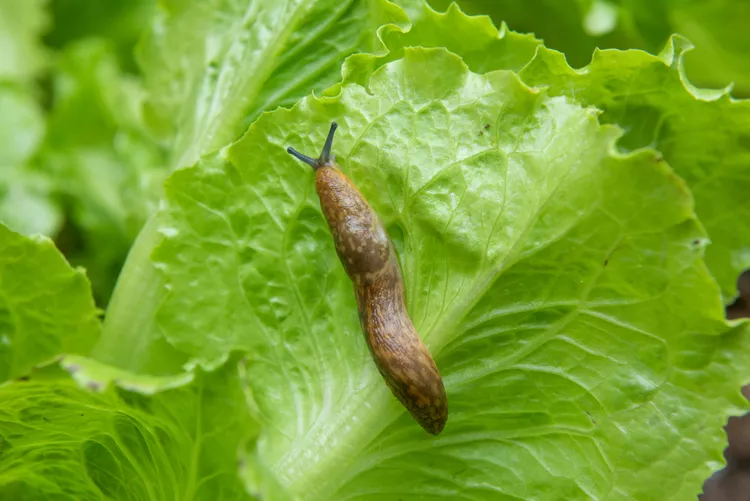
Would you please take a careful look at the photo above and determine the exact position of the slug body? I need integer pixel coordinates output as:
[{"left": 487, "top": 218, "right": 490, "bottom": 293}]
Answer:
[{"left": 288, "top": 123, "right": 448, "bottom": 435}]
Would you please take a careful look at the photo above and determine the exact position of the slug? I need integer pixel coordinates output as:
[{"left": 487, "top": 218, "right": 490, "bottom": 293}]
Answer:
[{"left": 287, "top": 122, "right": 448, "bottom": 435}]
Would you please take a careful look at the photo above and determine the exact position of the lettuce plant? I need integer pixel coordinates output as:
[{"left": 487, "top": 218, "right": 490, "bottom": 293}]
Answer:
[{"left": 1, "top": 1, "right": 749, "bottom": 500}]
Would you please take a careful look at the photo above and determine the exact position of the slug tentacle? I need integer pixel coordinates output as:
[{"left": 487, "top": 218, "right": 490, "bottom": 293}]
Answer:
[
  {"left": 286, "top": 147, "right": 318, "bottom": 168},
  {"left": 320, "top": 122, "right": 337, "bottom": 163},
  {"left": 286, "top": 122, "right": 448, "bottom": 435},
  {"left": 287, "top": 122, "right": 338, "bottom": 170}
]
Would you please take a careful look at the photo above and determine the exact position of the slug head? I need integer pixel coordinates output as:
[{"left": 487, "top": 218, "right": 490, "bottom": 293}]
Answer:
[
  {"left": 287, "top": 122, "right": 338, "bottom": 170},
  {"left": 287, "top": 121, "right": 390, "bottom": 282}
]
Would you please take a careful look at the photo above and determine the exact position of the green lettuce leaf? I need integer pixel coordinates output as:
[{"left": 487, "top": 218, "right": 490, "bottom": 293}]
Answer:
[
  {"left": 60, "top": 354, "right": 195, "bottom": 394},
  {"left": 0, "top": 224, "right": 99, "bottom": 383},
  {"left": 424, "top": 0, "right": 750, "bottom": 96},
  {"left": 43, "top": 0, "right": 154, "bottom": 72},
  {"left": 136, "top": 0, "right": 408, "bottom": 169},
  {"left": 0, "top": 360, "right": 255, "bottom": 500},
  {"left": 0, "top": 0, "right": 47, "bottom": 82},
  {"left": 341, "top": 4, "right": 750, "bottom": 302},
  {"left": 339, "top": 2, "right": 541, "bottom": 89},
  {"left": 151, "top": 49, "right": 749, "bottom": 500},
  {"left": 98, "top": 0, "right": 413, "bottom": 367},
  {"left": 666, "top": 0, "right": 750, "bottom": 95},
  {"left": 519, "top": 36, "right": 750, "bottom": 302},
  {"left": 0, "top": 87, "right": 43, "bottom": 166},
  {"left": 0, "top": 0, "right": 162, "bottom": 300},
  {"left": 40, "top": 39, "right": 167, "bottom": 303},
  {"left": 95, "top": 1, "right": 539, "bottom": 371},
  {"left": 94, "top": 215, "right": 192, "bottom": 375},
  {"left": 424, "top": 0, "right": 626, "bottom": 69},
  {"left": 0, "top": 163, "right": 61, "bottom": 237},
  {"left": 0, "top": 0, "right": 61, "bottom": 237},
  {"left": 0, "top": 85, "right": 61, "bottom": 236}
]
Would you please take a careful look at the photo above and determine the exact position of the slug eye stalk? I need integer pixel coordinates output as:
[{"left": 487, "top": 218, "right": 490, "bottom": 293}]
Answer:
[{"left": 287, "top": 122, "right": 338, "bottom": 170}]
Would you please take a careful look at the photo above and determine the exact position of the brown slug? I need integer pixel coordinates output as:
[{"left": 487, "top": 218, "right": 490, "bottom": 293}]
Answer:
[{"left": 287, "top": 122, "right": 448, "bottom": 435}]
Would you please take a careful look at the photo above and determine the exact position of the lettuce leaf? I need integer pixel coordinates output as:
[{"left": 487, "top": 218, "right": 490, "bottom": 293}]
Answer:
[
  {"left": 339, "top": 2, "right": 541, "bottom": 88},
  {"left": 98, "top": 0, "right": 414, "bottom": 369},
  {"left": 40, "top": 39, "right": 167, "bottom": 303},
  {"left": 0, "top": 224, "right": 99, "bottom": 383},
  {"left": 150, "top": 48, "right": 749, "bottom": 500},
  {"left": 0, "top": 0, "right": 47, "bottom": 82},
  {"left": 424, "top": 0, "right": 620, "bottom": 69},
  {"left": 519, "top": 37, "right": 750, "bottom": 302},
  {"left": 0, "top": 361, "right": 255, "bottom": 500},
  {"left": 0, "top": 224, "right": 253, "bottom": 500},
  {"left": 0, "top": 0, "right": 62, "bottom": 237},
  {"left": 0, "top": 162, "right": 61, "bottom": 238},
  {"left": 425, "top": 0, "right": 750, "bottom": 96},
  {"left": 3, "top": 2, "right": 741, "bottom": 499},
  {"left": 137, "top": 0, "right": 409, "bottom": 169},
  {"left": 0, "top": 86, "right": 61, "bottom": 237},
  {"left": 43, "top": 0, "right": 154, "bottom": 72},
  {"left": 1, "top": 0, "right": 167, "bottom": 303},
  {"left": 345, "top": 3, "right": 750, "bottom": 301},
  {"left": 666, "top": 0, "right": 750, "bottom": 95}
]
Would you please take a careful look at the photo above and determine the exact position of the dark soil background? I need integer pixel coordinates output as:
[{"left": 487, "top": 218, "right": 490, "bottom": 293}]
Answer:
[{"left": 703, "top": 271, "right": 750, "bottom": 501}]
